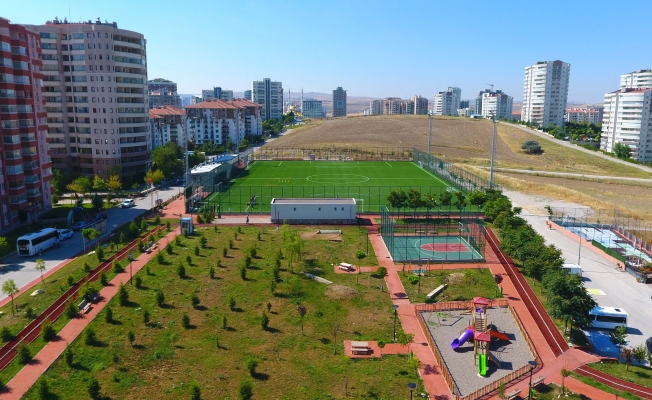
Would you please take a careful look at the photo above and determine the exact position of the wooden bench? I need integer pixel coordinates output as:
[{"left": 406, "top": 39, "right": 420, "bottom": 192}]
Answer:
[
  {"left": 351, "top": 341, "right": 371, "bottom": 355},
  {"left": 338, "top": 265, "right": 355, "bottom": 272},
  {"left": 426, "top": 284, "right": 447, "bottom": 299},
  {"left": 505, "top": 389, "right": 521, "bottom": 400},
  {"left": 531, "top": 376, "right": 545, "bottom": 387},
  {"left": 78, "top": 300, "right": 91, "bottom": 314}
]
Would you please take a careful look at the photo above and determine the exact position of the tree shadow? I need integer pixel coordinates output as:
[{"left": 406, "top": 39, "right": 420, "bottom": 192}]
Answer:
[
  {"left": 159, "top": 304, "right": 176, "bottom": 310},
  {"left": 132, "top": 344, "right": 146, "bottom": 350},
  {"left": 137, "top": 285, "right": 151, "bottom": 291},
  {"left": 223, "top": 326, "right": 237, "bottom": 332},
  {"left": 125, "top": 300, "right": 141, "bottom": 308},
  {"left": 248, "top": 266, "right": 262, "bottom": 270},
  {"left": 72, "top": 362, "right": 90, "bottom": 371},
  {"left": 231, "top": 307, "right": 244, "bottom": 313},
  {"left": 319, "top": 338, "right": 331, "bottom": 345},
  {"left": 252, "top": 371, "right": 269, "bottom": 381},
  {"left": 264, "top": 327, "right": 282, "bottom": 334},
  {"left": 194, "top": 305, "right": 208, "bottom": 311},
  {"left": 108, "top": 319, "right": 123, "bottom": 326}
]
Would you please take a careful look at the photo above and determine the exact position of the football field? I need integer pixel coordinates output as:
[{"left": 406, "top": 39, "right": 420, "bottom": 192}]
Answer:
[{"left": 206, "top": 161, "right": 450, "bottom": 213}]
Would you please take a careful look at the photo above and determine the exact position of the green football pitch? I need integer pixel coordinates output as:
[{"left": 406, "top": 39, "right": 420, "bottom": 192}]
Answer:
[{"left": 205, "top": 161, "right": 451, "bottom": 214}]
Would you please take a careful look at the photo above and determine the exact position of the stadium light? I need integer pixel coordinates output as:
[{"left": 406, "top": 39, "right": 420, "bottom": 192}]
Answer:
[
  {"left": 427, "top": 111, "right": 433, "bottom": 167},
  {"left": 489, "top": 111, "right": 498, "bottom": 189}
]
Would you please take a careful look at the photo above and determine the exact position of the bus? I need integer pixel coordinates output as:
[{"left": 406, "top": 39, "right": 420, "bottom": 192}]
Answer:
[
  {"left": 589, "top": 306, "right": 628, "bottom": 330},
  {"left": 16, "top": 228, "right": 59, "bottom": 256}
]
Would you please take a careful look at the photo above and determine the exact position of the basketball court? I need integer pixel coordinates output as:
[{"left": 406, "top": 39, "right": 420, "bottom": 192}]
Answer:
[{"left": 389, "top": 236, "right": 483, "bottom": 262}]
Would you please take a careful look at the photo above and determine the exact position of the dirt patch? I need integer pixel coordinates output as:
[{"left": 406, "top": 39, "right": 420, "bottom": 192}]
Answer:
[
  {"left": 302, "top": 232, "right": 342, "bottom": 241},
  {"left": 324, "top": 284, "right": 358, "bottom": 300},
  {"left": 447, "top": 273, "right": 465, "bottom": 285}
]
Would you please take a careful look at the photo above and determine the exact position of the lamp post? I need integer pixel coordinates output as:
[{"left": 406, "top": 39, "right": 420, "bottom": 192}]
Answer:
[
  {"left": 528, "top": 360, "right": 538, "bottom": 399},
  {"left": 128, "top": 253, "right": 134, "bottom": 285},
  {"left": 417, "top": 263, "right": 422, "bottom": 294},
  {"left": 407, "top": 382, "right": 417, "bottom": 400},
  {"left": 427, "top": 111, "right": 432, "bottom": 168},
  {"left": 366, "top": 229, "right": 370, "bottom": 255},
  {"left": 489, "top": 111, "right": 498, "bottom": 189},
  {"left": 393, "top": 304, "right": 399, "bottom": 341}
]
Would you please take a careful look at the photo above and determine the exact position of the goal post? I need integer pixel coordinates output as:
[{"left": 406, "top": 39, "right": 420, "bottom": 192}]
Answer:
[{"left": 325, "top": 154, "right": 345, "bottom": 161}]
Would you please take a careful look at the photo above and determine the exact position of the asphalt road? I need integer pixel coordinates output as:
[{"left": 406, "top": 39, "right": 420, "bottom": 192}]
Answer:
[{"left": 0, "top": 186, "right": 183, "bottom": 300}]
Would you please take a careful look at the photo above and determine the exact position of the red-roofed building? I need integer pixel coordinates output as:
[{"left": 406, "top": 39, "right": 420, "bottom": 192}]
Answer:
[
  {"left": 149, "top": 105, "right": 186, "bottom": 149},
  {"left": 185, "top": 99, "right": 262, "bottom": 147}
]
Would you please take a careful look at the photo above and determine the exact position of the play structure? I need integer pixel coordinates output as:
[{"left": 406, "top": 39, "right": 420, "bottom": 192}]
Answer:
[{"left": 450, "top": 297, "right": 509, "bottom": 376}]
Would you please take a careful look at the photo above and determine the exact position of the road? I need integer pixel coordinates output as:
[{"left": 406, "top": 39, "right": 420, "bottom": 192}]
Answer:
[
  {"left": 507, "top": 189, "right": 652, "bottom": 356},
  {"left": 0, "top": 185, "right": 183, "bottom": 300}
]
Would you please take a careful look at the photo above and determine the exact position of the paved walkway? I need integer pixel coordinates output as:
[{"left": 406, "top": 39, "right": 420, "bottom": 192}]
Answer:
[
  {"left": 3, "top": 229, "right": 179, "bottom": 399},
  {"left": 479, "top": 166, "right": 652, "bottom": 182}
]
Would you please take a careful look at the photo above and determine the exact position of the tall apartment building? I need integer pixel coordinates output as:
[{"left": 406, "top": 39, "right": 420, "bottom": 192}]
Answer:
[
  {"left": 201, "top": 87, "right": 233, "bottom": 102},
  {"left": 148, "top": 78, "right": 180, "bottom": 109},
  {"left": 620, "top": 69, "right": 652, "bottom": 89},
  {"left": 521, "top": 60, "right": 570, "bottom": 128},
  {"left": 332, "top": 87, "right": 347, "bottom": 117},
  {"left": 475, "top": 89, "right": 492, "bottom": 116},
  {"left": 411, "top": 95, "right": 429, "bottom": 115},
  {"left": 0, "top": 18, "right": 53, "bottom": 228},
  {"left": 601, "top": 88, "right": 652, "bottom": 162},
  {"left": 252, "top": 78, "right": 283, "bottom": 121},
  {"left": 149, "top": 105, "right": 186, "bottom": 149},
  {"left": 185, "top": 99, "right": 262, "bottom": 147},
  {"left": 243, "top": 90, "right": 252, "bottom": 101},
  {"left": 433, "top": 87, "right": 461, "bottom": 116},
  {"left": 24, "top": 18, "right": 150, "bottom": 179},
  {"left": 302, "top": 99, "right": 323, "bottom": 118},
  {"left": 369, "top": 96, "right": 428, "bottom": 115},
  {"left": 480, "top": 91, "right": 513, "bottom": 120},
  {"left": 565, "top": 108, "right": 603, "bottom": 124}
]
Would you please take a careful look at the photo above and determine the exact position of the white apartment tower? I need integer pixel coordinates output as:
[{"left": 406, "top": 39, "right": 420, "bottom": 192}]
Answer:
[
  {"left": 185, "top": 99, "right": 262, "bottom": 148},
  {"left": 433, "top": 87, "right": 461, "bottom": 116},
  {"left": 25, "top": 18, "right": 149, "bottom": 179},
  {"left": 522, "top": 60, "right": 570, "bottom": 128},
  {"left": 252, "top": 78, "right": 283, "bottom": 121},
  {"left": 620, "top": 69, "right": 652, "bottom": 89},
  {"left": 481, "top": 91, "right": 513, "bottom": 120},
  {"left": 601, "top": 88, "right": 652, "bottom": 163},
  {"left": 149, "top": 106, "right": 186, "bottom": 150}
]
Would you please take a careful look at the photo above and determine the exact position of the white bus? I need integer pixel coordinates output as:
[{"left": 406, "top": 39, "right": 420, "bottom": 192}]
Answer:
[
  {"left": 589, "top": 306, "right": 628, "bottom": 330},
  {"left": 16, "top": 228, "right": 59, "bottom": 256}
]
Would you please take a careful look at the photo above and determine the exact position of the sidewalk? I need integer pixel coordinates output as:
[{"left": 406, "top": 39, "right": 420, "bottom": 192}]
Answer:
[{"left": 3, "top": 229, "right": 179, "bottom": 400}]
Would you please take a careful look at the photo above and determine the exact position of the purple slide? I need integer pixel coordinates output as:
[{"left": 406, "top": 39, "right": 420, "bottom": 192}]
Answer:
[{"left": 451, "top": 328, "right": 474, "bottom": 350}]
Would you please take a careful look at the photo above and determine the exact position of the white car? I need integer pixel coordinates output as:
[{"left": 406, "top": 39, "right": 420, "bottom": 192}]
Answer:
[
  {"left": 121, "top": 199, "right": 136, "bottom": 208},
  {"left": 57, "top": 229, "right": 73, "bottom": 240}
]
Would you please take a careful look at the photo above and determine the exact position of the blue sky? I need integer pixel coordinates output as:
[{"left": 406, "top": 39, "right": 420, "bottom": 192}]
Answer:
[{"left": 4, "top": 0, "right": 651, "bottom": 102}]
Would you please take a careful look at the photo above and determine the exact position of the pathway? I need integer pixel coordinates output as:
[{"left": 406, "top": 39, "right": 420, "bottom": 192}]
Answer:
[
  {"left": 478, "top": 166, "right": 652, "bottom": 182},
  {"left": 2, "top": 229, "right": 179, "bottom": 399}
]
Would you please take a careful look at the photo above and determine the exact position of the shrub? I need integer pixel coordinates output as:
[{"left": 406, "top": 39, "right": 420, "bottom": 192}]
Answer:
[
  {"left": 257, "top": 231, "right": 261, "bottom": 241},
  {"left": 191, "top": 385, "right": 201, "bottom": 400},
  {"left": 157, "top": 252, "right": 165, "bottom": 264},
  {"left": 112, "top": 260, "right": 123, "bottom": 274},
  {"left": 266, "top": 302, "right": 272, "bottom": 312},
  {"left": 64, "top": 346, "right": 74, "bottom": 367},
  {"left": 84, "top": 326, "right": 97, "bottom": 345},
  {"left": 181, "top": 313, "right": 190, "bottom": 329},
  {"left": 135, "top": 275, "right": 143, "bottom": 289},
  {"left": 119, "top": 232, "right": 126, "bottom": 244},
  {"left": 66, "top": 275, "right": 75, "bottom": 286},
  {"left": 375, "top": 266, "right": 387, "bottom": 278},
  {"left": 244, "top": 255, "right": 252, "bottom": 268},
  {"left": 209, "top": 265, "right": 215, "bottom": 279},
  {"left": 355, "top": 250, "right": 366, "bottom": 260},
  {"left": 191, "top": 294, "right": 200, "bottom": 308},
  {"left": 100, "top": 271, "right": 108, "bottom": 286},
  {"left": 196, "top": 215, "right": 204, "bottom": 224},
  {"left": 238, "top": 380, "right": 253, "bottom": 400},
  {"left": 143, "top": 309, "right": 150, "bottom": 325},
  {"left": 96, "top": 244, "right": 105, "bottom": 262},
  {"left": 229, "top": 296, "right": 236, "bottom": 311},
  {"left": 229, "top": 239, "right": 234, "bottom": 249},
  {"left": 261, "top": 312, "right": 269, "bottom": 330},
  {"left": 0, "top": 327, "right": 13, "bottom": 342},
  {"left": 41, "top": 319, "right": 56, "bottom": 342},
  {"left": 194, "top": 245, "right": 200, "bottom": 256},
  {"left": 246, "top": 357, "right": 258, "bottom": 375},
  {"left": 17, "top": 343, "right": 31, "bottom": 364},
  {"left": 154, "top": 215, "right": 161, "bottom": 225},
  {"left": 24, "top": 306, "right": 36, "bottom": 319},
  {"left": 217, "top": 258, "right": 222, "bottom": 268},
  {"left": 186, "top": 254, "right": 192, "bottom": 266},
  {"left": 166, "top": 221, "right": 171, "bottom": 231},
  {"left": 177, "top": 264, "right": 186, "bottom": 279},
  {"left": 127, "top": 330, "right": 135, "bottom": 346},
  {"left": 128, "top": 221, "right": 139, "bottom": 238},
  {"left": 166, "top": 243, "right": 173, "bottom": 255},
  {"left": 222, "top": 315, "right": 227, "bottom": 329},
  {"left": 105, "top": 306, "right": 113, "bottom": 323},
  {"left": 239, "top": 264, "right": 247, "bottom": 280},
  {"left": 65, "top": 300, "right": 78, "bottom": 319},
  {"left": 200, "top": 236, "right": 207, "bottom": 249},
  {"left": 88, "top": 377, "right": 101, "bottom": 399},
  {"left": 521, "top": 140, "right": 543, "bottom": 155},
  {"left": 118, "top": 282, "right": 129, "bottom": 306},
  {"left": 152, "top": 291, "right": 164, "bottom": 308},
  {"left": 222, "top": 247, "right": 228, "bottom": 257},
  {"left": 249, "top": 246, "right": 257, "bottom": 258},
  {"left": 175, "top": 235, "right": 182, "bottom": 246},
  {"left": 83, "top": 262, "right": 92, "bottom": 273}
]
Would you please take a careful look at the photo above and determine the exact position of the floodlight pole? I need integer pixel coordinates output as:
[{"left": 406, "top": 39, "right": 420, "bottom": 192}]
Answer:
[
  {"left": 489, "top": 112, "right": 498, "bottom": 189},
  {"left": 427, "top": 111, "right": 433, "bottom": 167}
]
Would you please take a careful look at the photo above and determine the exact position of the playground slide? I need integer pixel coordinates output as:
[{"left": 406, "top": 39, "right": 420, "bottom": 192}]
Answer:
[
  {"left": 478, "top": 354, "right": 487, "bottom": 376},
  {"left": 451, "top": 328, "right": 474, "bottom": 350},
  {"left": 489, "top": 330, "right": 509, "bottom": 341}
]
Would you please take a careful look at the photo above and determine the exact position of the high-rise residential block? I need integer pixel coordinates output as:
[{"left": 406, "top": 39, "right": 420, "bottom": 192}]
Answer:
[
  {"left": 565, "top": 108, "right": 603, "bottom": 124},
  {"left": 148, "top": 78, "right": 180, "bottom": 109},
  {"left": 201, "top": 87, "right": 233, "bottom": 102},
  {"left": 601, "top": 87, "right": 652, "bottom": 162},
  {"left": 620, "top": 69, "right": 652, "bottom": 89},
  {"left": 480, "top": 91, "right": 513, "bottom": 120},
  {"left": 521, "top": 60, "right": 570, "bottom": 128},
  {"left": 332, "top": 87, "right": 347, "bottom": 117},
  {"left": 185, "top": 99, "right": 262, "bottom": 147},
  {"left": 433, "top": 87, "right": 461, "bottom": 116},
  {"left": 149, "top": 105, "right": 186, "bottom": 149},
  {"left": 252, "top": 78, "right": 283, "bottom": 121},
  {"left": 302, "top": 99, "right": 323, "bottom": 118},
  {"left": 369, "top": 96, "right": 428, "bottom": 115},
  {"left": 24, "top": 18, "right": 150, "bottom": 179},
  {"left": 244, "top": 90, "right": 252, "bottom": 101},
  {"left": 411, "top": 95, "right": 429, "bottom": 115},
  {"left": 0, "top": 18, "right": 54, "bottom": 229}
]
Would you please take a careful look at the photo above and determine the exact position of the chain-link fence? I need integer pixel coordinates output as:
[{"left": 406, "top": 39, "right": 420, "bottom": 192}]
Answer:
[
  {"left": 413, "top": 148, "right": 496, "bottom": 192},
  {"left": 254, "top": 147, "right": 414, "bottom": 161}
]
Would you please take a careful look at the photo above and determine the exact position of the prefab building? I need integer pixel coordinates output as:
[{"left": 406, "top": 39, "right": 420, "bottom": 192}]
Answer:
[{"left": 271, "top": 198, "right": 357, "bottom": 224}]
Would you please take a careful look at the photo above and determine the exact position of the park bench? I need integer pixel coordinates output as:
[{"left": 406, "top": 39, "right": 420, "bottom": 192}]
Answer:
[
  {"left": 351, "top": 341, "right": 371, "bottom": 355},
  {"left": 78, "top": 300, "right": 91, "bottom": 314},
  {"left": 426, "top": 284, "right": 447, "bottom": 299},
  {"left": 531, "top": 376, "right": 545, "bottom": 387},
  {"left": 338, "top": 263, "right": 355, "bottom": 272},
  {"left": 505, "top": 389, "right": 521, "bottom": 400}
]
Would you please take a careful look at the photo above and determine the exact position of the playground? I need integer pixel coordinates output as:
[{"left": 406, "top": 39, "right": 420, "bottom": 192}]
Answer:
[{"left": 419, "top": 302, "right": 535, "bottom": 397}]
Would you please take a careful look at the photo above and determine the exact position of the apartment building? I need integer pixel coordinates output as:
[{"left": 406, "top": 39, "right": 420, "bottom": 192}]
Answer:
[
  {"left": 369, "top": 96, "right": 427, "bottom": 115},
  {"left": 252, "top": 78, "right": 283, "bottom": 121},
  {"left": 0, "top": 18, "right": 53, "bottom": 228},
  {"left": 620, "top": 69, "right": 652, "bottom": 89},
  {"left": 150, "top": 105, "right": 186, "bottom": 149},
  {"left": 600, "top": 87, "right": 652, "bottom": 163},
  {"left": 411, "top": 95, "right": 429, "bottom": 115},
  {"left": 302, "top": 99, "right": 323, "bottom": 118},
  {"left": 480, "top": 91, "right": 513, "bottom": 120},
  {"left": 332, "top": 87, "right": 347, "bottom": 117},
  {"left": 459, "top": 100, "right": 470, "bottom": 109},
  {"left": 433, "top": 87, "right": 461, "bottom": 116},
  {"left": 521, "top": 60, "right": 570, "bottom": 128},
  {"left": 185, "top": 99, "right": 262, "bottom": 148},
  {"left": 565, "top": 108, "right": 603, "bottom": 124},
  {"left": 244, "top": 90, "right": 252, "bottom": 101},
  {"left": 201, "top": 87, "right": 233, "bottom": 102},
  {"left": 24, "top": 18, "right": 150, "bottom": 179},
  {"left": 148, "top": 78, "right": 180, "bottom": 109}
]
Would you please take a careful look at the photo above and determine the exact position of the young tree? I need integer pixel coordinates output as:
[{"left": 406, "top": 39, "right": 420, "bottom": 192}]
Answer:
[
  {"left": 609, "top": 325, "right": 628, "bottom": 350},
  {"left": 35, "top": 258, "right": 46, "bottom": 284},
  {"left": 106, "top": 174, "right": 122, "bottom": 195},
  {"left": 17, "top": 343, "right": 31, "bottom": 364},
  {"left": 297, "top": 304, "right": 307, "bottom": 332},
  {"left": 521, "top": 140, "right": 543, "bottom": 154},
  {"left": 127, "top": 330, "right": 135, "bottom": 346},
  {"left": 144, "top": 169, "right": 165, "bottom": 185},
  {"left": 620, "top": 347, "right": 634, "bottom": 371},
  {"left": 156, "top": 289, "right": 165, "bottom": 307},
  {"left": 118, "top": 282, "right": 129, "bottom": 306},
  {"left": 560, "top": 368, "right": 571, "bottom": 395},
  {"left": 613, "top": 142, "right": 632, "bottom": 159},
  {"left": 246, "top": 357, "right": 258, "bottom": 375},
  {"left": 87, "top": 377, "right": 101, "bottom": 399},
  {"left": 64, "top": 346, "right": 74, "bottom": 368},
  {"left": 2, "top": 279, "right": 19, "bottom": 315},
  {"left": 261, "top": 311, "right": 269, "bottom": 330},
  {"left": 92, "top": 175, "right": 107, "bottom": 192},
  {"left": 0, "top": 236, "right": 9, "bottom": 258}
]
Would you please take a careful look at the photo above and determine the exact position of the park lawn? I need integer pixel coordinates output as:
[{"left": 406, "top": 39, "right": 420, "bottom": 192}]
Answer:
[
  {"left": 588, "top": 362, "right": 652, "bottom": 389},
  {"left": 571, "top": 372, "right": 643, "bottom": 400},
  {"left": 23, "top": 226, "right": 423, "bottom": 399},
  {"left": 531, "top": 382, "right": 609, "bottom": 400},
  {"left": 397, "top": 267, "right": 499, "bottom": 303}
]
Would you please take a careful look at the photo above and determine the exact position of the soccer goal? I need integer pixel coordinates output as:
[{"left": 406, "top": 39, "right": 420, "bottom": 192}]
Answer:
[{"left": 325, "top": 154, "right": 345, "bottom": 161}]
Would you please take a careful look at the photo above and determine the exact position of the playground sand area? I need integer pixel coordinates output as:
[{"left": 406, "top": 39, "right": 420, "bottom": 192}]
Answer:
[{"left": 419, "top": 307, "right": 535, "bottom": 397}]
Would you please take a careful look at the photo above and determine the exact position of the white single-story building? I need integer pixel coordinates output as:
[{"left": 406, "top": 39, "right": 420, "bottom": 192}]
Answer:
[{"left": 271, "top": 198, "right": 357, "bottom": 224}]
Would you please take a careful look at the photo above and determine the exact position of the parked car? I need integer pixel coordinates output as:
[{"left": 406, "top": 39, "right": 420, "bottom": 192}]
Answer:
[
  {"left": 72, "top": 221, "right": 91, "bottom": 231},
  {"left": 121, "top": 199, "right": 135, "bottom": 208},
  {"left": 58, "top": 229, "right": 73, "bottom": 240},
  {"left": 646, "top": 337, "right": 652, "bottom": 354},
  {"left": 93, "top": 213, "right": 108, "bottom": 222}
]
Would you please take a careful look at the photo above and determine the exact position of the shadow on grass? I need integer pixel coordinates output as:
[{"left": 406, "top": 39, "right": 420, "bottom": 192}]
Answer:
[
  {"left": 132, "top": 344, "right": 145, "bottom": 350},
  {"left": 264, "top": 327, "right": 282, "bottom": 334},
  {"left": 159, "top": 303, "right": 176, "bottom": 310},
  {"left": 223, "top": 326, "right": 237, "bottom": 332},
  {"left": 252, "top": 371, "right": 269, "bottom": 381},
  {"left": 107, "top": 319, "right": 123, "bottom": 326},
  {"left": 194, "top": 305, "right": 208, "bottom": 311},
  {"left": 319, "top": 338, "right": 331, "bottom": 344}
]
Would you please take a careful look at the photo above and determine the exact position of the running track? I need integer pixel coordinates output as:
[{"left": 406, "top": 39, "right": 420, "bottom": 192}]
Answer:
[
  {"left": 576, "top": 365, "right": 652, "bottom": 399},
  {"left": 485, "top": 228, "right": 569, "bottom": 357}
]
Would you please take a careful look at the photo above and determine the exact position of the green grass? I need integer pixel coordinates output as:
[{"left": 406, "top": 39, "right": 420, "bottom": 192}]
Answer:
[
  {"left": 571, "top": 371, "right": 643, "bottom": 400},
  {"left": 397, "top": 268, "right": 499, "bottom": 303},
  {"left": 23, "top": 226, "right": 423, "bottom": 399},
  {"left": 589, "top": 362, "right": 652, "bottom": 389},
  {"left": 207, "top": 161, "right": 450, "bottom": 213}
]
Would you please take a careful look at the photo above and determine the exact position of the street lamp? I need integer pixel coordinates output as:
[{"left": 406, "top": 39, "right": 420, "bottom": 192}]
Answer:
[
  {"left": 407, "top": 382, "right": 417, "bottom": 400},
  {"left": 128, "top": 253, "right": 135, "bottom": 285},
  {"left": 417, "top": 263, "right": 422, "bottom": 294},
  {"left": 427, "top": 111, "right": 433, "bottom": 167},
  {"left": 366, "top": 229, "right": 370, "bottom": 255},
  {"left": 489, "top": 111, "right": 498, "bottom": 189},
  {"left": 528, "top": 360, "right": 538, "bottom": 399},
  {"left": 393, "top": 304, "right": 399, "bottom": 341}
]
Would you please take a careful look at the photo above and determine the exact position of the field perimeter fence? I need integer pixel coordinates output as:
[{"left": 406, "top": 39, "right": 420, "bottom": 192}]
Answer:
[
  {"left": 413, "top": 148, "right": 497, "bottom": 192},
  {"left": 254, "top": 146, "right": 414, "bottom": 161}
]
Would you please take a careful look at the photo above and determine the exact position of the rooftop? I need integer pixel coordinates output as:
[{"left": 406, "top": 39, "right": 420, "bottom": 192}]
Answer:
[
  {"left": 185, "top": 99, "right": 261, "bottom": 110},
  {"left": 272, "top": 198, "right": 356, "bottom": 205},
  {"left": 150, "top": 106, "right": 185, "bottom": 117}
]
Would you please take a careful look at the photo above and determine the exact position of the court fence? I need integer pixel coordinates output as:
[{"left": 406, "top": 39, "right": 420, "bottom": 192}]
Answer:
[
  {"left": 413, "top": 148, "right": 497, "bottom": 192},
  {"left": 253, "top": 146, "right": 414, "bottom": 161},
  {"left": 381, "top": 206, "right": 485, "bottom": 263}
]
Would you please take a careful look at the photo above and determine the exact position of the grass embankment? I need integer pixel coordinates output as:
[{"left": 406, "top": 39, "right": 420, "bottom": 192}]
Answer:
[
  {"left": 589, "top": 362, "right": 652, "bottom": 389},
  {"left": 571, "top": 372, "right": 643, "bottom": 400},
  {"left": 397, "top": 268, "right": 499, "bottom": 303},
  {"left": 24, "top": 226, "right": 423, "bottom": 399}
]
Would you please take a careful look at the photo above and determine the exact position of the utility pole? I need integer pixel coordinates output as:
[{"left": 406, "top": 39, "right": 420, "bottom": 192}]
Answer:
[
  {"left": 489, "top": 111, "right": 498, "bottom": 189},
  {"left": 427, "top": 111, "right": 432, "bottom": 167}
]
